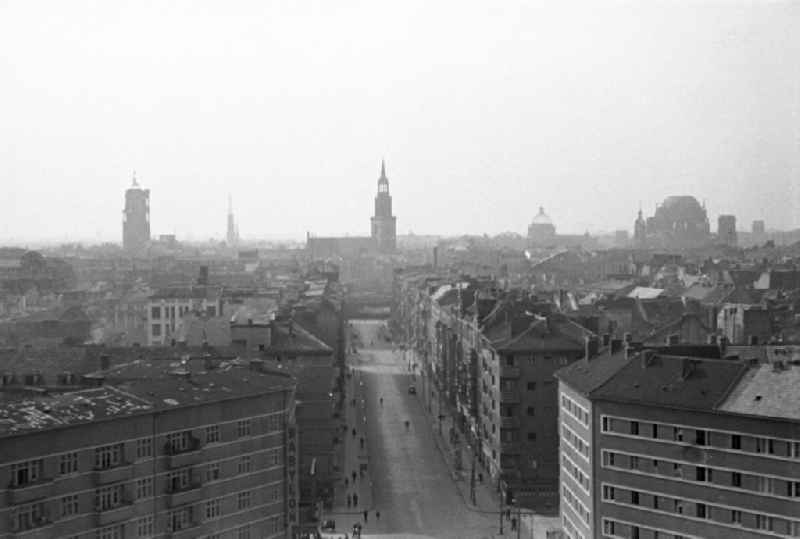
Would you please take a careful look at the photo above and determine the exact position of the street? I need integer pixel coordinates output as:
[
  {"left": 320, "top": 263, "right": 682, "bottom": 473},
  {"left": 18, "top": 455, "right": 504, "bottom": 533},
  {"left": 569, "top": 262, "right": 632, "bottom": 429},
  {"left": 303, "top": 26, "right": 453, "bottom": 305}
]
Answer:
[{"left": 347, "top": 319, "right": 499, "bottom": 539}]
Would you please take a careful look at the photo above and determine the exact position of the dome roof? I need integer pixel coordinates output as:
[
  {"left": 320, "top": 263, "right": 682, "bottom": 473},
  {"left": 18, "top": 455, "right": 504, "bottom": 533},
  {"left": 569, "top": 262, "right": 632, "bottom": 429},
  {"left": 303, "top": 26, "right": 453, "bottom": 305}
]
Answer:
[{"left": 531, "top": 206, "right": 553, "bottom": 226}]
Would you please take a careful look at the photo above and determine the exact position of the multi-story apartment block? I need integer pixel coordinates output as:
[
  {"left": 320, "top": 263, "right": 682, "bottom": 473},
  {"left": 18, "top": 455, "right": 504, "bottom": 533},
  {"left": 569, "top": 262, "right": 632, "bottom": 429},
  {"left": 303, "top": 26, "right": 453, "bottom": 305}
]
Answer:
[
  {"left": 0, "top": 359, "right": 297, "bottom": 539},
  {"left": 557, "top": 349, "right": 800, "bottom": 539},
  {"left": 393, "top": 269, "right": 594, "bottom": 511},
  {"left": 147, "top": 285, "right": 223, "bottom": 345}
]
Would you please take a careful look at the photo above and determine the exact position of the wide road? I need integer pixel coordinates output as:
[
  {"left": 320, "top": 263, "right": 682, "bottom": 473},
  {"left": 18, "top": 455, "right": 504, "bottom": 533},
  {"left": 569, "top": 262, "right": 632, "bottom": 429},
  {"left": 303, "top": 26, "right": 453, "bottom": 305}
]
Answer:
[{"left": 349, "top": 319, "right": 498, "bottom": 539}]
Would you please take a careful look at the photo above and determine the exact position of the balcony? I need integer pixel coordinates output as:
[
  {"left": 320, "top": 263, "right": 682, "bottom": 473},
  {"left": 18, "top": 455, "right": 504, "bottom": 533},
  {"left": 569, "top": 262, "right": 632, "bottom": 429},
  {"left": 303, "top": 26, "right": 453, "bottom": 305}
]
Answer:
[
  {"left": 168, "top": 522, "right": 202, "bottom": 539},
  {"left": 95, "top": 502, "right": 134, "bottom": 526},
  {"left": 166, "top": 483, "right": 203, "bottom": 507},
  {"left": 92, "top": 464, "right": 132, "bottom": 485},
  {"left": 9, "top": 515, "right": 52, "bottom": 535},
  {"left": 500, "top": 416, "right": 520, "bottom": 429},
  {"left": 164, "top": 438, "right": 202, "bottom": 468},
  {"left": 500, "top": 389, "right": 520, "bottom": 403},
  {"left": 5, "top": 479, "right": 53, "bottom": 505},
  {"left": 500, "top": 365, "right": 520, "bottom": 378}
]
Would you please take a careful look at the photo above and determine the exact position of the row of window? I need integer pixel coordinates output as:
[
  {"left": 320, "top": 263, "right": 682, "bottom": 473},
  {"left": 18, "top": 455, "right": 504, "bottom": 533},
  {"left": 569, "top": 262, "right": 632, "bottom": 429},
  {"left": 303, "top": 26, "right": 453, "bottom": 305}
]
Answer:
[
  {"left": 8, "top": 418, "right": 283, "bottom": 486},
  {"left": 602, "top": 450, "right": 800, "bottom": 499},
  {"left": 602, "top": 483, "right": 800, "bottom": 537},
  {"left": 561, "top": 423, "right": 590, "bottom": 460},
  {"left": 601, "top": 415, "right": 800, "bottom": 460},
  {"left": 562, "top": 513, "right": 586, "bottom": 539},
  {"left": 561, "top": 393, "right": 590, "bottom": 428},
  {"left": 561, "top": 484, "right": 591, "bottom": 526},
  {"left": 562, "top": 454, "right": 591, "bottom": 493},
  {"left": 203, "top": 486, "right": 282, "bottom": 521},
  {"left": 601, "top": 517, "right": 699, "bottom": 539}
]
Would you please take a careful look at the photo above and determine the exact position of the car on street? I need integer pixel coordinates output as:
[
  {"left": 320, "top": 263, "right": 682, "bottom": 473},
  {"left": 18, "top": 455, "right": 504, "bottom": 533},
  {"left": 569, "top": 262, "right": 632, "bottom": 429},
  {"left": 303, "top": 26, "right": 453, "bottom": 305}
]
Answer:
[{"left": 408, "top": 385, "right": 417, "bottom": 394}]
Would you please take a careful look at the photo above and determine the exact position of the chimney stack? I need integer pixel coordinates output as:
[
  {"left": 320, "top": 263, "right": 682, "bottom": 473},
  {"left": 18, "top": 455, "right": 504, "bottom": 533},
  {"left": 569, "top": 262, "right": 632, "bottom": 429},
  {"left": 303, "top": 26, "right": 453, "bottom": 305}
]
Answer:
[{"left": 585, "top": 335, "right": 600, "bottom": 360}]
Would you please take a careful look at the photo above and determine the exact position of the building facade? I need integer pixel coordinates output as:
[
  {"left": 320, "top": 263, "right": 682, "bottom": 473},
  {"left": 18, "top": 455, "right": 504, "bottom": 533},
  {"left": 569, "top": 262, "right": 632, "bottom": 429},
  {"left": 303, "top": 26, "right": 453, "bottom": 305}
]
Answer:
[
  {"left": 557, "top": 350, "right": 800, "bottom": 539},
  {"left": 718, "top": 215, "right": 738, "bottom": 246},
  {"left": 147, "top": 286, "right": 224, "bottom": 345},
  {"left": 0, "top": 361, "right": 297, "bottom": 539},
  {"left": 122, "top": 173, "right": 151, "bottom": 253}
]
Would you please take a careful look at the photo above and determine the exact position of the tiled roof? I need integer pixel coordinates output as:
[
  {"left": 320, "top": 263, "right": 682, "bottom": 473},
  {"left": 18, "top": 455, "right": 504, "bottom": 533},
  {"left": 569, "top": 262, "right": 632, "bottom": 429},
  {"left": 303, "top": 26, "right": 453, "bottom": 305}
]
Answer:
[
  {"left": 717, "top": 362, "right": 800, "bottom": 421},
  {"left": 591, "top": 354, "right": 747, "bottom": 411},
  {"left": 555, "top": 350, "right": 630, "bottom": 395}
]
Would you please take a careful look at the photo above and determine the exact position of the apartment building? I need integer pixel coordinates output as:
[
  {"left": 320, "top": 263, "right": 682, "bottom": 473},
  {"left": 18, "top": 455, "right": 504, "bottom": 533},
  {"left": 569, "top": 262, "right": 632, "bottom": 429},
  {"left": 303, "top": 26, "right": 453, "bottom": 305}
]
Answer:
[
  {"left": 557, "top": 350, "right": 800, "bottom": 539},
  {"left": 0, "top": 359, "right": 297, "bottom": 539},
  {"left": 147, "top": 285, "right": 223, "bottom": 345}
]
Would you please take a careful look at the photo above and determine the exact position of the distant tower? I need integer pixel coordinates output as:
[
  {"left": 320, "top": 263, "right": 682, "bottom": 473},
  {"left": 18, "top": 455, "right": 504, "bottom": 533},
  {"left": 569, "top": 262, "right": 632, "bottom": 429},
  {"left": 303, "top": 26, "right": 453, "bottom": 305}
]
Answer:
[
  {"left": 226, "top": 194, "right": 239, "bottom": 246},
  {"left": 717, "top": 215, "right": 737, "bottom": 246},
  {"left": 122, "top": 171, "right": 150, "bottom": 252},
  {"left": 634, "top": 206, "right": 646, "bottom": 246},
  {"left": 371, "top": 160, "right": 397, "bottom": 253}
]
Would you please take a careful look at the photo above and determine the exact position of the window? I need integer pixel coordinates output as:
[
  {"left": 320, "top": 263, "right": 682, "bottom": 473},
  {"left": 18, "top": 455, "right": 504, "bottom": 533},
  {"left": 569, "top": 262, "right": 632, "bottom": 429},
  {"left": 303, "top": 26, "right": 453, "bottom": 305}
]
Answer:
[
  {"left": 630, "top": 421, "right": 639, "bottom": 435},
  {"left": 136, "top": 515, "right": 154, "bottom": 538},
  {"left": 11, "top": 502, "right": 46, "bottom": 531},
  {"left": 527, "top": 432, "right": 537, "bottom": 441},
  {"left": 673, "top": 427, "right": 683, "bottom": 442},
  {"left": 60, "top": 495, "right": 79, "bottom": 518},
  {"left": 731, "top": 510, "right": 742, "bottom": 525},
  {"left": 527, "top": 382, "right": 536, "bottom": 391},
  {"left": 237, "top": 490, "right": 252, "bottom": 510},
  {"left": 205, "top": 425, "right": 220, "bottom": 444},
  {"left": 95, "top": 485, "right": 124, "bottom": 511},
  {"left": 205, "top": 498, "right": 222, "bottom": 520},
  {"left": 790, "top": 481, "right": 800, "bottom": 498},
  {"left": 651, "top": 423, "right": 658, "bottom": 439},
  {"left": 631, "top": 491, "right": 640, "bottom": 505},
  {"left": 732, "top": 472, "right": 742, "bottom": 487},
  {"left": 136, "top": 438, "right": 152, "bottom": 459},
  {"left": 757, "top": 476, "right": 774, "bottom": 494},
  {"left": 151, "top": 324, "right": 161, "bottom": 337},
  {"left": 696, "top": 503, "right": 707, "bottom": 519},
  {"left": 167, "top": 431, "right": 193, "bottom": 453},
  {"left": 206, "top": 463, "right": 221, "bottom": 482},
  {"left": 167, "top": 507, "right": 192, "bottom": 532},
  {"left": 60, "top": 452, "right": 79, "bottom": 475},
  {"left": 601, "top": 416, "right": 609, "bottom": 432},
  {"left": 630, "top": 456, "right": 639, "bottom": 470},
  {"left": 98, "top": 525, "right": 124, "bottom": 539},
  {"left": 95, "top": 444, "right": 123, "bottom": 469},
  {"left": 695, "top": 466, "right": 707, "bottom": 482},
  {"left": 151, "top": 306, "right": 161, "bottom": 319},
  {"left": 168, "top": 468, "right": 191, "bottom": 492},
  {"left": 756, "top": 515, "right": 773, "bottom": 531},
  {"left": 756, "top": 437, "right": 767, "bottom": 454},
  {"left": 237, "top": 525, "right": 251, "bottom": 539},
  {"left": 695, "top": 429, "right": 706, "bottom": 445},
  {"left": 526, "top": 406, "right": 535, "bottom": 416},
  {"left": 11, "top": 459, "right": 43, "bottom": 486},
  {"left": 731, "top": 434, "right": 741, "bottom": 450},
  {"left": 237, "top": 419, "right": 252, "bottom": 437},
  {"left": 136, "top": 477, "right": 153, "bottom": 499},
  {"left": 238, "top": 455, "right": 252, "bottom": 474},
  {"left": 602, "top": 485, "right": 615, "bottom": 501}
]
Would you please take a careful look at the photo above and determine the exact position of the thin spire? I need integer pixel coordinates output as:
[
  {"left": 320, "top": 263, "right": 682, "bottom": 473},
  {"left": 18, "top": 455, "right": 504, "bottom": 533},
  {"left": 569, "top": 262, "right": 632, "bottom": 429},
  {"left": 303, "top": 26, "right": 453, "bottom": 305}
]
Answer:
[
  {"left": 132, "top": 170, "right": 138, "bottom": 187},
  {"left": 381, "top": 159, "right": 386, "bottom": 178}
]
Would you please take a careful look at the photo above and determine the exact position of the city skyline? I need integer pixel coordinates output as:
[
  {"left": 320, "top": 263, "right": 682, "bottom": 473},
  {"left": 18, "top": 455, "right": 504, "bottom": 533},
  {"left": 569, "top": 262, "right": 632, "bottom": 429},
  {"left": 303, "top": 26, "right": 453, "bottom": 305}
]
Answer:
[{"left": 2, "top": 1, "right": 797, "bottom": 242}]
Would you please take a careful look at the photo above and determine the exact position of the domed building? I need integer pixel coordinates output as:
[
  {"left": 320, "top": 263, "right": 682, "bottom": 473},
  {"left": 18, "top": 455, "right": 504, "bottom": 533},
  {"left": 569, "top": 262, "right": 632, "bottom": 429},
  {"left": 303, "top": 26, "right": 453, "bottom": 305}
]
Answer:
[
  {"left": 637, "top": 196, "right": 711, "bottom": 248},
  {"left": 528, "top": 206, "right": 556, "bottom": 245}
]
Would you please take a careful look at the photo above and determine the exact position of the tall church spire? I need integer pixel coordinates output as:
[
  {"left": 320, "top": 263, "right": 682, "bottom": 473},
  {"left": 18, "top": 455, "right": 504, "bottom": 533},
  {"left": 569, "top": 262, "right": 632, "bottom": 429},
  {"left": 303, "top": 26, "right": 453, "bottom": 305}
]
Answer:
[{"left": 380, "top": 159, "right": 386, "bottom": 179}]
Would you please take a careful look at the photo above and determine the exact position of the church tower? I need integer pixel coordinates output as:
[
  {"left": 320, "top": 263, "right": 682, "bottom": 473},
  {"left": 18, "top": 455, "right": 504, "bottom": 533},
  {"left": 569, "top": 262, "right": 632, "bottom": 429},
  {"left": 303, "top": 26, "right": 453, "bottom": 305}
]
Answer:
[
  {"left": 226, "top": 194, "right": 239, "bottom": 246},
  {"left": 122, "top": 171, "right": 150, "bottom": 252},
  {"left": 371, "top": 160, "right": 397, "bottom": 253},
  {"left": 634, "top": 206, "right": 646, "bottom": 246}
]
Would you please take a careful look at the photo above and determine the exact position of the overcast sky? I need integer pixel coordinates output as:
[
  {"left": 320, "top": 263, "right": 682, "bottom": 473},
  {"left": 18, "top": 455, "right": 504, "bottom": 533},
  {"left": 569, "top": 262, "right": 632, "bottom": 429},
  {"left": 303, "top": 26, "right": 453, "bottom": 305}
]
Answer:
[{"left": 1, "top": 1, "right": 798, "bottom": 243}]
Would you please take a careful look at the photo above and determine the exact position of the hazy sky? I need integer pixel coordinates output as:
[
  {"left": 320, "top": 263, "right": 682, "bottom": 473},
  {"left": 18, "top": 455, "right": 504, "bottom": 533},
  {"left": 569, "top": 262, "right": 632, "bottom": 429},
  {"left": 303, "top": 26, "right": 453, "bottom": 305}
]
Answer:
[{"left": 1, "top": 1, "right": 798, "bottom": 243}]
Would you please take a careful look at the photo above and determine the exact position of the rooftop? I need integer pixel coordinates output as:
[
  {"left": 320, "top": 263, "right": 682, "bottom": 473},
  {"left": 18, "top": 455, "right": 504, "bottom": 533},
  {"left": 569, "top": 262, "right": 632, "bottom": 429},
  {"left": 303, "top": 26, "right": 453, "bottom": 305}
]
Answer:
[
  {"left": 555, "top": 349, "right": 630, "bottom": 395},
  {"left": 591, "top": 354, "right": 747, "bottom": 412},
  {"left": 717, "top": 362, "right": 800, "bottom": 421}
]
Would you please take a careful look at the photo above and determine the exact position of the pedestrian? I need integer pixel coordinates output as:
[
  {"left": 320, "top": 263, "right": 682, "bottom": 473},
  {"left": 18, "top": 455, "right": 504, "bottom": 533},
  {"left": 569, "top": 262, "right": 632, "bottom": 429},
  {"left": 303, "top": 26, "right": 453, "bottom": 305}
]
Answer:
[
  {"left": 359, "top": 437, "right": 364, "bottom": 449},
  {"left": 347, "top": 494, "right": 351, "bottom": 508},
  {"left": 352, "top": 471, "right": 357, "bottom": 482},
  {"left": 344, "top": 477, "right": 349, "bottom": 488},
  {"left": 353, "top": 493, "right": 359, "bottom": 506},
  {"left": 363, "top": 510, "right": 368, "bottom": 522},
  {"left": 352, "top": 428, "right": 356, "bottom": 438},
  {"left": 379, "top": 397, "right": 383, "bottom": 407},
  {"left": 376, "top": 510, "right": 380, "bottom": 521}
]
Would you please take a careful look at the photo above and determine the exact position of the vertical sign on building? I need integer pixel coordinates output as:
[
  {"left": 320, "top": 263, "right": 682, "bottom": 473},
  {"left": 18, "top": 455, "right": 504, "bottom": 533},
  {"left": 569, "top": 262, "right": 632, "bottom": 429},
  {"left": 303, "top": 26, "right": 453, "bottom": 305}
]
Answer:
[{"left": 286, "top": 424, "right": 299, "bottom": 533}]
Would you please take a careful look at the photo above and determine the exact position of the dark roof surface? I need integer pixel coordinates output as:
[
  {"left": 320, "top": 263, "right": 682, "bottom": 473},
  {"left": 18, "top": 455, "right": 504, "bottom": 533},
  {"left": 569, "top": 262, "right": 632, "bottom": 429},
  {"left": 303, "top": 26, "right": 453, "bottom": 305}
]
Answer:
[
  {"left": 591, "top": 354, "right": 747, "bottom": 411},
  {"left": 555, "top": 350, "right": 630, "bottom": 395}
]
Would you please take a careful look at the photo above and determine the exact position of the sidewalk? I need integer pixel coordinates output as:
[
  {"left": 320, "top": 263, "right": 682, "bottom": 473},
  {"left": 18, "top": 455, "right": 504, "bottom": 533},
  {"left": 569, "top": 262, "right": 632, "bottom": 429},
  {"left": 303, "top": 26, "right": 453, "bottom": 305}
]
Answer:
[{"left": 327, "top": 357, "right": 374, "bottom": 524}]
